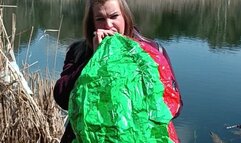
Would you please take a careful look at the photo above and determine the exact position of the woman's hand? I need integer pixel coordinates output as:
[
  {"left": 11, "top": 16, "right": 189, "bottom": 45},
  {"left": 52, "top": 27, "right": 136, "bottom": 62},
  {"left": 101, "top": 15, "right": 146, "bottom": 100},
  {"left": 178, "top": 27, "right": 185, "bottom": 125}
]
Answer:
[{"left": 92, "top": 28, "right": 117, "bottom": 51}]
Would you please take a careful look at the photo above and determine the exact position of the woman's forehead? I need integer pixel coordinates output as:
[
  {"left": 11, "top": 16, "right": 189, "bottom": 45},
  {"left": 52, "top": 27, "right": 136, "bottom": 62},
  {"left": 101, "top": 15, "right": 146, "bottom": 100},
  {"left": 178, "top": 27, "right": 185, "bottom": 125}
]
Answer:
[
  {"left": 93, "top": 0, "right": 121, "bottom": 15},
  {"left": 92, "top": 0, "right": 117, "bottom": 5}
]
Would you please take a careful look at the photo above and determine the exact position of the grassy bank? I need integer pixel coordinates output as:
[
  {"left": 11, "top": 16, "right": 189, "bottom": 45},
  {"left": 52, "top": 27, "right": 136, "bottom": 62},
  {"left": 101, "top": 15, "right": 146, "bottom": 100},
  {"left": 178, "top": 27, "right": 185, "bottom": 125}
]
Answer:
[{"left": 0, "top": 7, "right": 65, "bottom": 142}]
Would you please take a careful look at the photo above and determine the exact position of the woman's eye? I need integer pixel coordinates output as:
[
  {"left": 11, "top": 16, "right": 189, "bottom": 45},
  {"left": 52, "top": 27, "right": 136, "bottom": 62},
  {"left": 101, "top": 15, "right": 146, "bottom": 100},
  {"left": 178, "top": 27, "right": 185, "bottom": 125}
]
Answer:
[
  {"left": 111, "top": 14, "right": 118, "bottom": 19},
  {"left": 95, "top": 17, "right": 105, "bottom": 21}
]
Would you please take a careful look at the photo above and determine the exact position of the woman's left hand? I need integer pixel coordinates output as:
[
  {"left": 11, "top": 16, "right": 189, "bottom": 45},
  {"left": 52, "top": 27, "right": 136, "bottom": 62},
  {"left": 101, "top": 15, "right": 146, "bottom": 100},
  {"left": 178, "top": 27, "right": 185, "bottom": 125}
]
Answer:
[{"left": 92, "top": 28, "right": 117, "bottom": 51}]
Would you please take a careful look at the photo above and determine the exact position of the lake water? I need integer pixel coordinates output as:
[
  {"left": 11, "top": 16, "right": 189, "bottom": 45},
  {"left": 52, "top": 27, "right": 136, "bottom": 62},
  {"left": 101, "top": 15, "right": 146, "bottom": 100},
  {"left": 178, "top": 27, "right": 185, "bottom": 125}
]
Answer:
[{"left": 2, "top": 0, "right": 241, "bottom": 142}]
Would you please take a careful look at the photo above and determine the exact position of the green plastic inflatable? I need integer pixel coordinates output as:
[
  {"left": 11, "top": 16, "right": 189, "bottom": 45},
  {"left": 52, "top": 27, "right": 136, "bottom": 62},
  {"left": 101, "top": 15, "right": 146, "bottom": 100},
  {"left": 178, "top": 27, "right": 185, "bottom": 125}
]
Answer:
[{"left": 69, "top": 34, "right": 178, "bottom": 143}]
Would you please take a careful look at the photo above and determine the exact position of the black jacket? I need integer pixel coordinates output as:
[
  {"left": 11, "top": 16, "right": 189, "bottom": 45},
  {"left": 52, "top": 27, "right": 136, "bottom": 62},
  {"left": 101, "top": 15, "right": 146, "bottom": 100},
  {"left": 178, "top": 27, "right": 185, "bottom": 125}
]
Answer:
[{"left": 54, "top": 40, "right": 93, "bottom": 142}]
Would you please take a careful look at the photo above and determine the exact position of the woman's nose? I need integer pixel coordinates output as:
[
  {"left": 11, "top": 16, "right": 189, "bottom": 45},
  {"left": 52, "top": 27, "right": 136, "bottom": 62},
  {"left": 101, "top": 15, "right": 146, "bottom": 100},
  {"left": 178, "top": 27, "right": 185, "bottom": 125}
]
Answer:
[{"left": 104, "top": 19, "right": 113, "bottom": 29}]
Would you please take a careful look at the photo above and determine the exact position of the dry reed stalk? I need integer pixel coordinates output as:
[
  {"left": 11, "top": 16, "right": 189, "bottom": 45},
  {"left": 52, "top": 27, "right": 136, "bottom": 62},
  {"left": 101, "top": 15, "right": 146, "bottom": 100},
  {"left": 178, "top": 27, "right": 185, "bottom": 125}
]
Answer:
[
  {"left": 54, "top": 14, "right": 63, "bottom": 74},
  {"left": 25, "top": 71, "right": 66, "bottom": 142},
  {"left": 0, "top": 7, "right": 65, "bottom": 143},
  {"left": 0, "top": 5, "right": 17, "bottom": 8}
]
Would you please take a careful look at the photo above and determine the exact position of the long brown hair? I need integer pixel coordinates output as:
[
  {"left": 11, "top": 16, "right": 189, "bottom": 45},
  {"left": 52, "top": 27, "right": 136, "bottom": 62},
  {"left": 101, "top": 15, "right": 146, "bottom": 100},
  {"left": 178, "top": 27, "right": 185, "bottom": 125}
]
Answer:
[{"left": 83, "top": 0, "right": 134, "bottom": 49}]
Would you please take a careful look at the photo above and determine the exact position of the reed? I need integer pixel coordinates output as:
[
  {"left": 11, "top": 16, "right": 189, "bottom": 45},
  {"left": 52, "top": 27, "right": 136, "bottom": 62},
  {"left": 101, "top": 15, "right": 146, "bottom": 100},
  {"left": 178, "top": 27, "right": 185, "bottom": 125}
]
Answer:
[{"left": 0, "top": 7, "right": 64, "bottom": 143}]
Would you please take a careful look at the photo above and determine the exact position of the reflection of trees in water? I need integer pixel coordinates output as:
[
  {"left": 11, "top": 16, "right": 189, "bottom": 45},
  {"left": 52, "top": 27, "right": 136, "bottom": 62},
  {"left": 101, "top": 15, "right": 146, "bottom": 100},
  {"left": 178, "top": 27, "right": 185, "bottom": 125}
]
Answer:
[
  {"left": 129, "top": 0, "right": 241, "bottom": 47},
  {"left": 2, "top": 0, "right": 241, "bottom": 48},
  {"left": 2, "top": 0, "right": 85, "bottom": 46}
]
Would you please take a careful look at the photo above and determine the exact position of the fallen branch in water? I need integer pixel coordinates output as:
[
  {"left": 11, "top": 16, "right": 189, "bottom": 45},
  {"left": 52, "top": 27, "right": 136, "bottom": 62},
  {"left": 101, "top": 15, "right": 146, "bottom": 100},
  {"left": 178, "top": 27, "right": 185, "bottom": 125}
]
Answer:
[
  {"left": 210, "top": 131, "right": 226, "bottom": 143},
  {"left": 226, "top": 124, "right": 241, "bottom": 129}
]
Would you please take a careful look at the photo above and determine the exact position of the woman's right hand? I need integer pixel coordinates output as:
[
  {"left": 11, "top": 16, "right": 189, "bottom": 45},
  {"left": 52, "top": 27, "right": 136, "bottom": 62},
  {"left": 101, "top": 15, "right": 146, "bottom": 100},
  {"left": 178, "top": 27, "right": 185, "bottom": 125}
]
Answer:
[{"left": 92, "top": 28, "right": 117, "bottom": 51}]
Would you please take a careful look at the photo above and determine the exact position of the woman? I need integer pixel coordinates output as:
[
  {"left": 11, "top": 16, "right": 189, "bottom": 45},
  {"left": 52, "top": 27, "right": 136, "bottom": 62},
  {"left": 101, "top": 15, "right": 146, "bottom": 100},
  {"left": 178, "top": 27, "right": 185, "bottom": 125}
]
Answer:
[
  {"left": 54, "top": 0, "right": 182, "bottom": 142},
  {"left": 54, "top": 0, "right": 135, "bottom": 142}
]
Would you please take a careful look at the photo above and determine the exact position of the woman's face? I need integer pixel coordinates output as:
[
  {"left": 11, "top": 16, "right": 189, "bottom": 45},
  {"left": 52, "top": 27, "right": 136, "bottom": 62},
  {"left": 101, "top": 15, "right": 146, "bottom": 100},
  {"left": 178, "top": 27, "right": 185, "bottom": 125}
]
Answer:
[{"left": 93, "top": 0, "right": 125, "bottom": 34}]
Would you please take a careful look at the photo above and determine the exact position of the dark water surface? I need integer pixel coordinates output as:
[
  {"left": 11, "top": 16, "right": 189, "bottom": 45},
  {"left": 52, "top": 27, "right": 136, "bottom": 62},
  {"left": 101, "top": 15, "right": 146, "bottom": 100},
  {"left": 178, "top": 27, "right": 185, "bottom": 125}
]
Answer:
[{"left": 2, "top": 0, "right": 241, "bottom": 142}]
